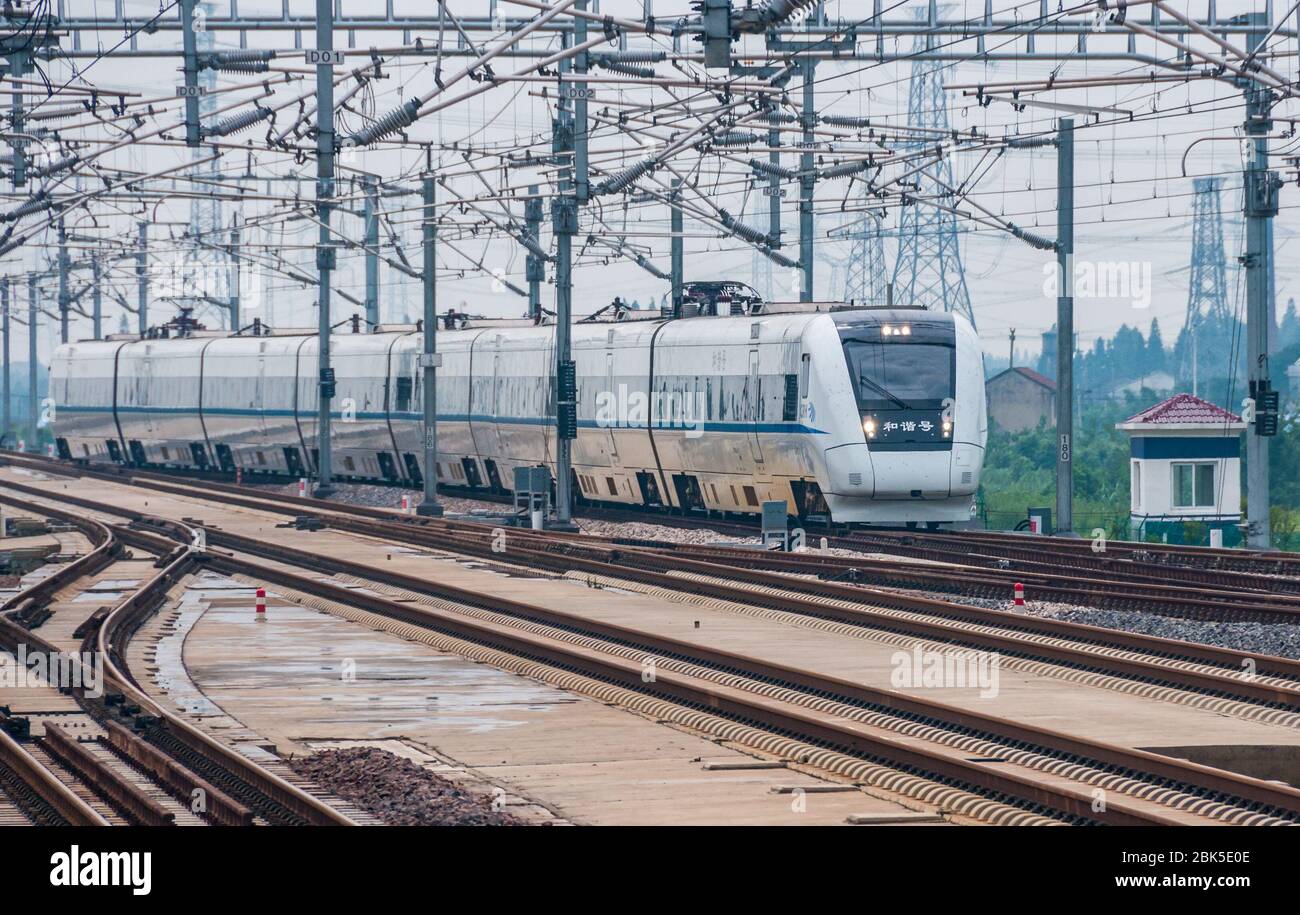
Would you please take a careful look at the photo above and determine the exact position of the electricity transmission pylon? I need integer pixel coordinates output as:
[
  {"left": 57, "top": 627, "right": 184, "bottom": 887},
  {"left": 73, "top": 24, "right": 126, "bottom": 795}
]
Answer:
[
  {"left": 890, "top": 9, "right": 974, "bottom": 326},
  {"left": 842, "top": 207, "right": 890, "bottom": 305},
  {"left": 1181, "top": 176, "right": 1235, "bottom": 393}
]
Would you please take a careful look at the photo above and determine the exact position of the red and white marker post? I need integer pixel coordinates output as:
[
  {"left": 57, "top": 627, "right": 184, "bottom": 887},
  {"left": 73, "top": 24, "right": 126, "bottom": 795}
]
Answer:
[
  {"left": 1013, "top": 583, "right": 1025, "bottom": 607},
  {"left": 298, "top": 477, "right": 307, "bottom": 498},
  {"left": 255, "top": 587, "right": 267, "bottom": 619}
]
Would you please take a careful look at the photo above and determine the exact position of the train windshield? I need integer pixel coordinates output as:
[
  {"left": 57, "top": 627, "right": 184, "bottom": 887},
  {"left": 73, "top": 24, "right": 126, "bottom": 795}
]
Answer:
[{"left": 841, "top": 340, "right": 954, "bottom": 410}]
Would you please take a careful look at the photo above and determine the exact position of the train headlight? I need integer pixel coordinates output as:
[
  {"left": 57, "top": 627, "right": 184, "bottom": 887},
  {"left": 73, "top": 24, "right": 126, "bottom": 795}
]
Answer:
[
  {"left": 942, "top": 418, "right": 952, "bottom": 437},
  {"left": 863, "top": 417, "right": 877, "bottom": 438}
]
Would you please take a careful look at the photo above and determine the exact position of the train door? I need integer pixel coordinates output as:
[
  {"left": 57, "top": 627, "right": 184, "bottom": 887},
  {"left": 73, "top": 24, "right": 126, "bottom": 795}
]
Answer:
[
  {"left": 747, "top": 349, "right": 764, "bottom": 464},
  {"left": 140, "top": 347, "right": 156, "bottom": 442},
  {"left": 255, "top": 347, "right": 266, "bottom": 429},
  {"left": 605, "top": 351, "right": 619, "bottom": 462},
  {"left": 490, "top": 347, "right": 503, "bottom": 461}
]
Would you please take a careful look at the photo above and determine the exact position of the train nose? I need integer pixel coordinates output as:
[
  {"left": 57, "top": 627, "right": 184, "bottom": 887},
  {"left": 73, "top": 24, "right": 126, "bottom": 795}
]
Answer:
[
  {"left": 870, "top": 450, "right": 951, "bottom": 499},
  {"left": 824, "top": 444, "right": 953, "bottom": 499}
]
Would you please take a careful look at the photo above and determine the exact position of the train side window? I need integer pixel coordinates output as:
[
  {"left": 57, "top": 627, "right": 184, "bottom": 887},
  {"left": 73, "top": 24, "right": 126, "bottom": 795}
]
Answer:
[
  {"left": 783, "top": 374, "right": 798, "bottom": 422},
  {"left": 743, "top": 485, "right": 759, "bottom": 507},
  {"left": 395, "top": 376, "right": 413, "bottom": 413},
  {"left": 799, "top": 354, "right": 810, "bottom": 397}
]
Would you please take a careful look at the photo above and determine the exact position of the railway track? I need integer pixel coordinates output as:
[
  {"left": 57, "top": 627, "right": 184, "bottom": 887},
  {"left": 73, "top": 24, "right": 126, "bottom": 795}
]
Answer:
[
  {"left": 5, "top": 467, "right": 1300, "bottom": 825},
  {"left": 5, "top": 451, "right": 1295, "bottom": 624},
  {"left": 563, "top": 501, "right": 1300, "bottom": 615},
  {"left": 0, "top": 493, "right": 359, "bottom": 827},
  {"left": 7, "top": 462, "right": 1300, "bottom": 713}
]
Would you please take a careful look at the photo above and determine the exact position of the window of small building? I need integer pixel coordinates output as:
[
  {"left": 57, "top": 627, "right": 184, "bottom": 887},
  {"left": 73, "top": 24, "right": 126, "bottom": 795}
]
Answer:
[{"left": 1171, "top": 462, "right": 1215, "bottom": 508}]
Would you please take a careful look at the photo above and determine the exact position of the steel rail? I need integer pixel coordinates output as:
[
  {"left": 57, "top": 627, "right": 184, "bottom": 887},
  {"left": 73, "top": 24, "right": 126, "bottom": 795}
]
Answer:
[
  {"left": 40, "top": 724, "right": 174, "bottom": 826},
  {"left": 7, "top": 465, "right": 1298, "bottom": 705},
  {"left": 0, "top": 501, "right": 118, "bottom": 826},
  {"left": 22, "top": 452, "right": 1300, "bottom": 613},
  {"left": 110, "top": 503, "right": 1300, "bottom": 824},
  {"left": 0, "top": 725, "right": 110, "bottom": 826},
  {"left": 13, "top": 471, "right": 1300, "bottom": 823},
  {"left": 192, "top": 526, "right": 1300, "bottom": 821},
  {"left": 0, "top": 489, "right": 358, "bottom": 826}
]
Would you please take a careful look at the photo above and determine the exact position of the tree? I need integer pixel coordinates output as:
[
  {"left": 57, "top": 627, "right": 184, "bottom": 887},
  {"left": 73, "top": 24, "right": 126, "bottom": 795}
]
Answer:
[
  {"left": 1280, "top": 298, "right": 1300, "bottom": 350},
  {"left": 1147, "top": 318, "right": 1166, "bottom": 372}
]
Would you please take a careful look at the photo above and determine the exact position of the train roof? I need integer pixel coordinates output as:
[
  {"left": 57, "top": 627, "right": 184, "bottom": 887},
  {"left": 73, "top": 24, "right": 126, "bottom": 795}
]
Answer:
[
  {"left": 830, "top": 307, "right": 954, "bottom": 328},
  {"left": 62, "top": 303, "right": 925, "bottom": 353}
]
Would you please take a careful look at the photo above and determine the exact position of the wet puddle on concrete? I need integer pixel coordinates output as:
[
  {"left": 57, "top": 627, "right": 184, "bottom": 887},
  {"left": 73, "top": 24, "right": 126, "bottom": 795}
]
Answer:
[{"left": 162, "top": 572, "right": 571, "bottom": 740}]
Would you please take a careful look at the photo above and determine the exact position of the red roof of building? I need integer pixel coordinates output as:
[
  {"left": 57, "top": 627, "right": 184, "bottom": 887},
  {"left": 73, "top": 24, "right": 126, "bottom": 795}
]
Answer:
[
  {"left": 1123, "top": 393, "right": 1241, "bottom": 425},
  {"left": 991, "top": 366, "right": 1057, "bottom": 392}
]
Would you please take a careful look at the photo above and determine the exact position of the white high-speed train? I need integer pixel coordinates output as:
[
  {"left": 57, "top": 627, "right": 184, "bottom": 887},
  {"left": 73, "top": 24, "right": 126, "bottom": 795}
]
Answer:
[{"left": 49, "top": 302, "right": 987, "bottom": 525}]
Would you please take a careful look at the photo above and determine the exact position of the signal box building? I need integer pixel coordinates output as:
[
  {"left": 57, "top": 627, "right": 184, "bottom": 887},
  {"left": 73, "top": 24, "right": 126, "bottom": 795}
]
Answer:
[{"left": 1115, "top": 393, "right": 1244, "bottom": 545}]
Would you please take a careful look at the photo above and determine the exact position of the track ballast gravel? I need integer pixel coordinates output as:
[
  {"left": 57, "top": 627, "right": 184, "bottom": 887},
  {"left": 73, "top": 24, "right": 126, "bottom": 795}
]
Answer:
[{"left": 290, "top": 747, "right": 532, "bottom": 826}]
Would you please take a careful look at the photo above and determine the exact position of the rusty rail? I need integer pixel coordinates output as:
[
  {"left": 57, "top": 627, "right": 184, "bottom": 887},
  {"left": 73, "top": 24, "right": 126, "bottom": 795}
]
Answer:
[
  {"left": 8, "top": 469, "right": 1299, "bottom": 705},
  {"left": 9, "top": 461, "right": 1300, "bottom": 824},
  {"left": 0, "top": 723, "right": 110, "bottom": 825},
  {"left": 100, "top": 720, "right": 254, "bottom": 827},
  {"left": 0, "top": 487, "right": 356, "bottom": 827},
  {"left": 40, "top": 724, "right": 174, "bottom": 826}
]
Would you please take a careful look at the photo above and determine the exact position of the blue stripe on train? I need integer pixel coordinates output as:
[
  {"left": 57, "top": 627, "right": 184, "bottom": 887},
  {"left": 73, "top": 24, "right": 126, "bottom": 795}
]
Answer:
[{"left": 58, "top": 404, "right": 828, "bottom": 436}]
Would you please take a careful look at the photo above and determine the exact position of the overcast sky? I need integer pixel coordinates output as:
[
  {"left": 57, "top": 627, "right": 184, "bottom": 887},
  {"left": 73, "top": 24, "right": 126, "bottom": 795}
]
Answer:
[{"left": 4, "top": 0, "right": 1296, "bottom": 374}]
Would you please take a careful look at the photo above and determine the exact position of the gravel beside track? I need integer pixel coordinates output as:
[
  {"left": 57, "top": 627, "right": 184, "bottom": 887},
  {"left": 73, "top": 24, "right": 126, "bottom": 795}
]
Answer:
[
  {"left": 289, "top": 748, "right": 531, "bottom": 826},
  {"left": 878, "top": 587, "right": 1300, "bottom": 659},
  {"left": 1028, "top": 605, "right": 1300, "bottom": 660}
]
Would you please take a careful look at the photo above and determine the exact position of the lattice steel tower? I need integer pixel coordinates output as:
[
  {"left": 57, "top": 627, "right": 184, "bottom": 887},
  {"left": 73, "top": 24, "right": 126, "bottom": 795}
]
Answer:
[
  {"left": 1180, "top": 176, "right": 1235, "bottom": 388},
  {"left": 890, "top": 7, "right": 974, "bottom": 325},
  {"left": 842, "top": 208, "right": 889, "bottom": 305}
]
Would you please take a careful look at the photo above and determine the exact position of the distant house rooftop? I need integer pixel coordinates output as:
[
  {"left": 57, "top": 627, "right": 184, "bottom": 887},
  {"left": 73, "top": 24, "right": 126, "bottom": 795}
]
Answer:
[
  {"left": 1116, "top": 393, "right": 1243, "bottom": 430},
  {"left": 991, "top": 366, "right": 1056, "bottom": 392}
]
